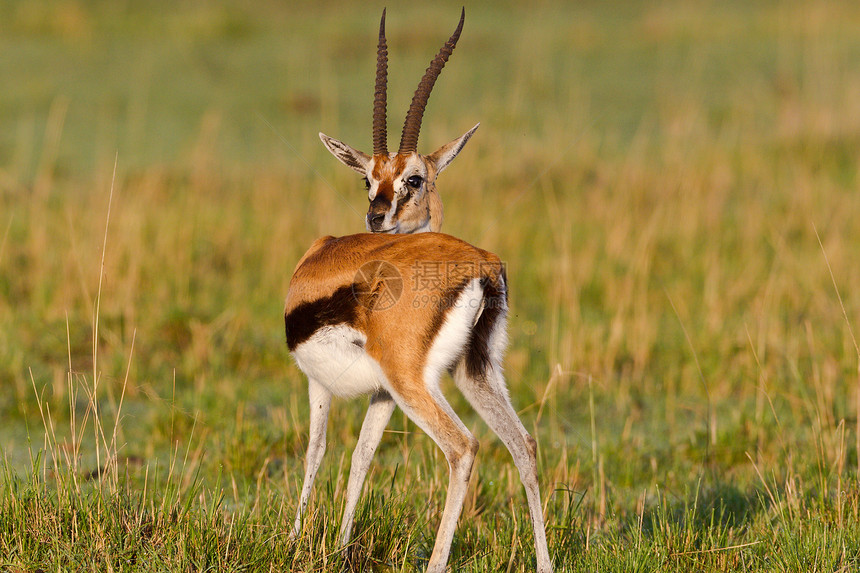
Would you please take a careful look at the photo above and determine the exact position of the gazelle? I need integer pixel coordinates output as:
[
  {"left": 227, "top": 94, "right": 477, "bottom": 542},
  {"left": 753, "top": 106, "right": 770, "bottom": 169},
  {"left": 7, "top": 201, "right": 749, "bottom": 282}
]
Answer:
[
  {"left": 285, "top": 10, "right": 553, "bottom": 573},
  {"left": 319, "top": 8, "right": 479, "bottom": 235}
]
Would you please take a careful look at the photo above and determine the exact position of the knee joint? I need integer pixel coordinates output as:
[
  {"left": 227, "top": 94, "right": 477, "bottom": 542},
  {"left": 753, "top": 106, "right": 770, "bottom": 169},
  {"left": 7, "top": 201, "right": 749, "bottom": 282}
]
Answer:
[
  {"left": 469, "top": 436, "right": 480, "bottom": 458},
  {"left": 449, "top": 437, "right": 479, "bottom": 475},
  {"left": 525, "top": 434, "right": 538, "bottom": 460}
]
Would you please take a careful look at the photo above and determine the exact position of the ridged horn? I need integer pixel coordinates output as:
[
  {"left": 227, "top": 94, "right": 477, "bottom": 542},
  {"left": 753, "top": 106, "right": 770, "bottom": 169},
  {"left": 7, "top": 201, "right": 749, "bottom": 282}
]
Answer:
[
  {"left": 398, "top": 8, "right": 465, "bottom": 154},
  {"left": 373, "top": 9, "right": 389, "bottom": 156}
]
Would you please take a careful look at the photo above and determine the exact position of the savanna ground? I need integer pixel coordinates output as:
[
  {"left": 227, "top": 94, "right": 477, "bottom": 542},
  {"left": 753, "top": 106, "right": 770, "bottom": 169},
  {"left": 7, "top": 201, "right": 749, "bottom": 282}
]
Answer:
[{"left": 2, "top": 0, "right": 860, "bottom": 570}]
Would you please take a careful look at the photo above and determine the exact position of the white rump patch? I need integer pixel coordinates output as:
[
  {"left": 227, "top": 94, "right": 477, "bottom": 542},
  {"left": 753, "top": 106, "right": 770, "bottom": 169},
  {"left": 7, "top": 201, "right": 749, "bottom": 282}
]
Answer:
[{"left": 423, "top": 279, "right": 485, "bottom": 384}]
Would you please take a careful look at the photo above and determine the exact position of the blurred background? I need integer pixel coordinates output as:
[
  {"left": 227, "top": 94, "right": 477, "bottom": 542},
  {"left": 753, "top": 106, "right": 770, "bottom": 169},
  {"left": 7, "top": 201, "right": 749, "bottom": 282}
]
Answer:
[{"left": 2, "top": 0, "right": 860, "bottom": 568}]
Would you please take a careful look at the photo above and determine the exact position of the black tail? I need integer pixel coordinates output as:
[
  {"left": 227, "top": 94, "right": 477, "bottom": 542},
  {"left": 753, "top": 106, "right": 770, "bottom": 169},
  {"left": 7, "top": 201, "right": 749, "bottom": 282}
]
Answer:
[{"left": 464, "top": 270, "right": 507, "bottom": 379}]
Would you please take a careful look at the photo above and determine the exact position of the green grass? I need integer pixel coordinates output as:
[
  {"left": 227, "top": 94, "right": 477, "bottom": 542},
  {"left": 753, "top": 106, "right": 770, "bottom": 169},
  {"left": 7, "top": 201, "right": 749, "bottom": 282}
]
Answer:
[{"left": 2, "top": 0, "right": 860, "bottom": 570}]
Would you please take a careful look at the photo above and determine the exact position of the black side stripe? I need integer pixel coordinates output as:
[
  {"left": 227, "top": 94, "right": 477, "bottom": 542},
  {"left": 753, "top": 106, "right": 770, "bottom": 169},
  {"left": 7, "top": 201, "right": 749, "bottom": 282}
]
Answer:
[{"left": 285, "top": 285, "right": 359, "bottom": 351}]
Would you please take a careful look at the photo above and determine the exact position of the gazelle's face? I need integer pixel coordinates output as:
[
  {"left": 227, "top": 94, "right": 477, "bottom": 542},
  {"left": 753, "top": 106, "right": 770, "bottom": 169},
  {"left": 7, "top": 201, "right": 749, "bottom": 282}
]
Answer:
[
  {"left": 365, "top": 153, "right": 434, "bottom": 234},
  {"left": 318, "top": 124, "right": 479, "bottom": 236}
]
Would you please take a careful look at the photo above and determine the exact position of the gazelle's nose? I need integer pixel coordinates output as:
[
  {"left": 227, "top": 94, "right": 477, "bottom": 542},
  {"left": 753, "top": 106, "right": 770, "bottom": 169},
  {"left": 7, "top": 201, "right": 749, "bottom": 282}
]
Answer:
[
  {"left": 368, "top": 212, "right": 386, "bottom": 232},
  {"left": 367, "top": 196, "right": 392, "bottom": 232}
]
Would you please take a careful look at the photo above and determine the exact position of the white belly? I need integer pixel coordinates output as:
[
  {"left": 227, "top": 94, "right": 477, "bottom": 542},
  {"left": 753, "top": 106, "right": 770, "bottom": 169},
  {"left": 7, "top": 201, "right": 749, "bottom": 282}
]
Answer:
[{"left": 291, "top": 325, "right": 385, "bottom": 398}]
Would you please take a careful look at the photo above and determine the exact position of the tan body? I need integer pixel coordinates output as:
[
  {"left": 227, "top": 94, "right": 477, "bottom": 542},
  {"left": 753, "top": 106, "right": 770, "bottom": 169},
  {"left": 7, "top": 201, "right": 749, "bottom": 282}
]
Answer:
[
  {"left": 285, "top": 233, "right": 505, "bottom": 401},
  {"left": 285, "top": 233, "right": 503, "bottom": 347},
  {"left": 285, "top": 234, "right": 551, "bottom": 572}
]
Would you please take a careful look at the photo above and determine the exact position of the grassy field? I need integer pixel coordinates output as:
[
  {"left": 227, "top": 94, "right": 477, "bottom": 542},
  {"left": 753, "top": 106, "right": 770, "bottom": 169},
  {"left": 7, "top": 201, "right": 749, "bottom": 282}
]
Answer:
[{"left": 2, "top": 0, "right": 860, "bottom": 570}]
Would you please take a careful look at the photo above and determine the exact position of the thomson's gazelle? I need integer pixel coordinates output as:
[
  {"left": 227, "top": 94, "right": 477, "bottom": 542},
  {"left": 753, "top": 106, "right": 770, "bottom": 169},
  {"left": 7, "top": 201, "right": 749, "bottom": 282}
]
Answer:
[{"left": 285, "top": 10, "right": 552, "bottom": 573}]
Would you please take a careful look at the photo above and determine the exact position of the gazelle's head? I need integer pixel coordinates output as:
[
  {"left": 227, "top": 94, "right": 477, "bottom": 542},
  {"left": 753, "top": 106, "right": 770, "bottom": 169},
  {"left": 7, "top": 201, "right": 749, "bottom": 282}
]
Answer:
[{"left": 319, "top": 9, "right": 478, "bottom": 234}]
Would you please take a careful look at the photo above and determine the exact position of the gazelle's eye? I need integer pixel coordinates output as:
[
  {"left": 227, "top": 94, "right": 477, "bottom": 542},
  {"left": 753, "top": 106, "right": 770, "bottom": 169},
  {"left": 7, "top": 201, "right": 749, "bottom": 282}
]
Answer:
[
  {"left": 363, "top": 177, "right": 370, "bottom": 190},
  {"left": 406, "top": 175, "right": 423, "bottom": 188}
]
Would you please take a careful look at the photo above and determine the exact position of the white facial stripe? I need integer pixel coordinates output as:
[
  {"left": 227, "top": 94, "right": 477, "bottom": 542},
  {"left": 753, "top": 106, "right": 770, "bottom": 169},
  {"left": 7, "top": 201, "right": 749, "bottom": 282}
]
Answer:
[
  {"left": 382, "top": 197, "right": 398, "bottom": 229},
  {"left": 367, "top": 157, "right": 379, "bottom": 200},
  {"left": 404, "top": 157, "right": 427, "bottom": 178}
]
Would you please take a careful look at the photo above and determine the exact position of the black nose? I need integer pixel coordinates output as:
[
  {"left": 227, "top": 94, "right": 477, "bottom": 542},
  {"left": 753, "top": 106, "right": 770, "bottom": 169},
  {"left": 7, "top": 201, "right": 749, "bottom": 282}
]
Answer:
[{"left": 369, "top": 212, "right": 386, "bottom": 230}]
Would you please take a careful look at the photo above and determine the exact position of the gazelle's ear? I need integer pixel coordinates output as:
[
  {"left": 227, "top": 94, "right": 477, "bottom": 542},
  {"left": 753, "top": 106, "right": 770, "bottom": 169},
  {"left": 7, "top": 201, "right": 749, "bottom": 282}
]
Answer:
[
  {"left": 427, "top": 123, "right": 479, "bottom": 174},
  {"left": 319, "top": 133, "right": 372, "bottom": 175}
]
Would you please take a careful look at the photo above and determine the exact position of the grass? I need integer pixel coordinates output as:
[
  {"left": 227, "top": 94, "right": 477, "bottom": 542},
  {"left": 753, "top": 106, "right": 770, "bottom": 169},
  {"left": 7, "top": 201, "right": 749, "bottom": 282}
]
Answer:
[{"left": 2, "top": 0, "right": 860, "bottom": 570}]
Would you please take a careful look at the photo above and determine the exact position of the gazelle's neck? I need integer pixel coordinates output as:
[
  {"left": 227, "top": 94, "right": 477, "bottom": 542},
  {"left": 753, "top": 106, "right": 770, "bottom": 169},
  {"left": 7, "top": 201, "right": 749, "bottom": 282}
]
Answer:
[{"left": 427, "top": 188, "right": 443, "bottom": 233}]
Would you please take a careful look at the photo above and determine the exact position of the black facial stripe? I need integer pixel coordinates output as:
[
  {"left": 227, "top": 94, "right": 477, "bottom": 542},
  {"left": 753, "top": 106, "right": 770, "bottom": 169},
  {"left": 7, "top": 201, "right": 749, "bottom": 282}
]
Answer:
[{"left": 394, "top": 192, "right": 409, "bottom": 217}]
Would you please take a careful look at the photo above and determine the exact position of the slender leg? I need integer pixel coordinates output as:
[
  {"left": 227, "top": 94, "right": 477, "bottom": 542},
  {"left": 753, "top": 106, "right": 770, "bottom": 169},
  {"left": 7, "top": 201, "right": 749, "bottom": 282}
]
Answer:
[
  {"left": 291, "top": 379, "right": 332, "bottom": 538},
  {"left": 338, "top": 390, "right": 397, "bottom": 546},
  {"left": 385, "top": 381, "right": 478, "bottom": 573},
  {"left": 453, "top": 361, "right": 554, "bottom": 573}
]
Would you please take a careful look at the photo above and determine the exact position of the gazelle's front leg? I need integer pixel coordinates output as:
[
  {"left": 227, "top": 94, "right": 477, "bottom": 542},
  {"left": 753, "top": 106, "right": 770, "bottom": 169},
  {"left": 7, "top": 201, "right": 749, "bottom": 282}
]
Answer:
[
  {"left": 338, "top": 390, "right": 396, "bottom": 546},
  {"left": 292, "top": 379, "right": 331, "bottom": 537}
]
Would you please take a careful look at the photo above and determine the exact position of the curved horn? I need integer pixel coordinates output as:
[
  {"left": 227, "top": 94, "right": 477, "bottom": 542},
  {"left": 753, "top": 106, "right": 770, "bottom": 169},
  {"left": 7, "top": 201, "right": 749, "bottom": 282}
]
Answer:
[
  {"left": 398, "top": 8, "right": 465, "bottom": 154},
  {"left": 373, "top": 9, "right": 389, "bottom": 156}
]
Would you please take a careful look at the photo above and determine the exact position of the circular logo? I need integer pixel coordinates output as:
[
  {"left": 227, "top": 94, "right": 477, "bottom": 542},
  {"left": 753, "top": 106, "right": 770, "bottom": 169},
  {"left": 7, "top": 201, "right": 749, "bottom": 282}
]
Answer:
[{"left": 352, "top": 260, "right": 403, "bottom": 311}]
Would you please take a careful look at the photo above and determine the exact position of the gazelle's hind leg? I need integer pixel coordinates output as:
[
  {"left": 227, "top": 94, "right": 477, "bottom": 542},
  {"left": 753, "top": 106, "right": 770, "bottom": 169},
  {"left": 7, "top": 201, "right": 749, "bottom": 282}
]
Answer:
[
  {"left": 452, "top": 329, "right": 554, "bottom": 572},
  {"left": 338, "top": 390, "right": 396, "bottom": 546},
  {"left": 383, "top": 379, "right": 478, "bottom": 573},
  {"left": 292, "top": 379, "right": 332, "bottom": 537}
]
